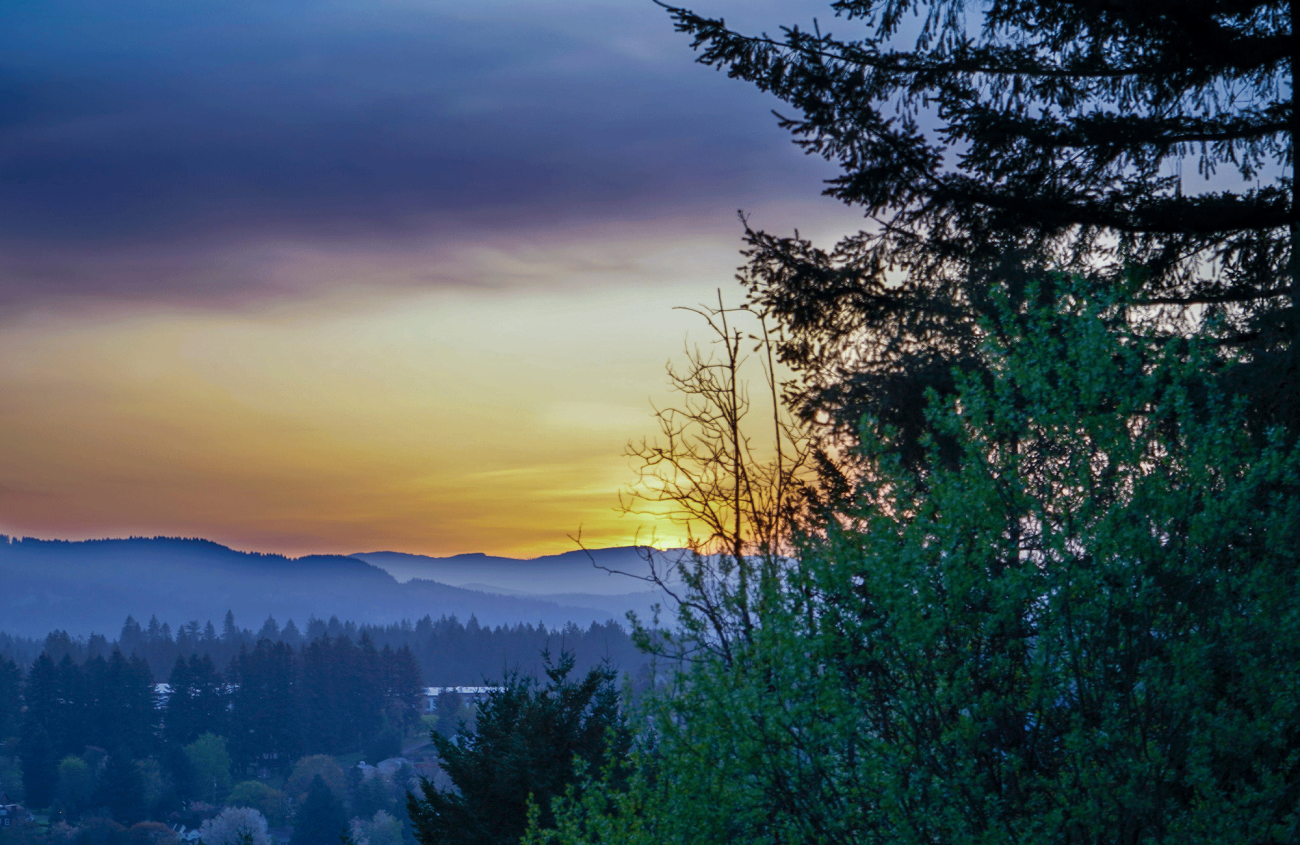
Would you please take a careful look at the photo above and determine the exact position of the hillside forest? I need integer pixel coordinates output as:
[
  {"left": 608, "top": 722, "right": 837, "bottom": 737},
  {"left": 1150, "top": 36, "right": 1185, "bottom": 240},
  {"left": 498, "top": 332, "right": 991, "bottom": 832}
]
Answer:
[{"left": 0, "top": 615, "right": 643, "bottom": 845}]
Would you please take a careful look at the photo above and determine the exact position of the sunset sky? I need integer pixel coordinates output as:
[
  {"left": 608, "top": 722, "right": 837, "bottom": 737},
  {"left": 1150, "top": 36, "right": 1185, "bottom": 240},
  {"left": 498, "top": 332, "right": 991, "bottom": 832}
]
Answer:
[{"left": 0, "top": 0, "right": 857, "bottom": 558}]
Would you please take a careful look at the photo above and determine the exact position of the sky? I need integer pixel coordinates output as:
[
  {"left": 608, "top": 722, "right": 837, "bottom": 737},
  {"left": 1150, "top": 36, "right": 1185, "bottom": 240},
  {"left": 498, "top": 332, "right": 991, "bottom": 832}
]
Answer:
[{"left": 0, "top": 0, "right": 860, "bottom": 558}]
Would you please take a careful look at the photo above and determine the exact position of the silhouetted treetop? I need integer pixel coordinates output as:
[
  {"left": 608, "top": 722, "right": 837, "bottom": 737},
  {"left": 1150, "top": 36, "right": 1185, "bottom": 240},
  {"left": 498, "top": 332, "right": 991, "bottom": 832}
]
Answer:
[{"left": 660, "top": 0, "right": 1298, "bottom": 447}]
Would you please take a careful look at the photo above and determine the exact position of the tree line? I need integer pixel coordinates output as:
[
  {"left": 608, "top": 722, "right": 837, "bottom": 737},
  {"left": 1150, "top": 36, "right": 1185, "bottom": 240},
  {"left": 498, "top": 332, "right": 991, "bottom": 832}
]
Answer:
[
  {"left": 0, "top": 630, "right": 423, "bottom": 818},
  {"left": 0, "top": 613, "right": 643, "bottom": 687}
]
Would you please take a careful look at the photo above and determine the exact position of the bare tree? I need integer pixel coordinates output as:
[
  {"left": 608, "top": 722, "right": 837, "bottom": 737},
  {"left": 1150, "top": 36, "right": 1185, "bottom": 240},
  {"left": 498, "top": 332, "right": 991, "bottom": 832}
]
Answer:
[{"left": 617, "top": 291, "right": 816, "bottom": 662}]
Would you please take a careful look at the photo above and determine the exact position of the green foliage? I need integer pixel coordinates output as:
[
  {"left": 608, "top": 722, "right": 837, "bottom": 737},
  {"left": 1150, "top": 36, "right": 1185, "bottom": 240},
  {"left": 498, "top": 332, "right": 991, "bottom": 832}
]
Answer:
[
  {"left": 350, "top": 811, "right": 402, "bottom": 845},
  {"left": 56, "top": 757, "right": 95, "bottom": 819},
  {"left": 135, "top": 758, "right": 175, "bottom": 821},
  {"left": 0, "top": 755, "right": 24, "bottom": 804},
  {"left": 349, "top": 775, "right": 397, "bottom": 824},
  {"left": 17, "top": 727, "right": 54, "bottom": 810},
  {"left": 226, "top": 781, "right": 289, "bottom": 828},
  {"left": 286, "top": 757, "right": 346, "bottom": 806},
  {"left": 361, "top": 726, "right": 401, "bottom": 766},
  {"left": 19, "top": 648, "right": 156, "bottom": 810},
  {"left": 183, "top": 734, "right": 232, "bottom": 805},
  {"left": 430, "top": 692, "right": 463, "bottom": 740},
  {"left": 533, "top": 279, "right": 1300, "bottom": 844},
  {"left": 408, "top": 653, "right": 629, "bottom": 845}
]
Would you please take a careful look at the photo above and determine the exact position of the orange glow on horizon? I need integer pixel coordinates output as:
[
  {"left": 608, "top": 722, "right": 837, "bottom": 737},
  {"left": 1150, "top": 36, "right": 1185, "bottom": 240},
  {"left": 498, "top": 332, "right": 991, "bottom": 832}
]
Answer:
[{"left": 0, "top": 232, "right": 747, "bottom": 559}]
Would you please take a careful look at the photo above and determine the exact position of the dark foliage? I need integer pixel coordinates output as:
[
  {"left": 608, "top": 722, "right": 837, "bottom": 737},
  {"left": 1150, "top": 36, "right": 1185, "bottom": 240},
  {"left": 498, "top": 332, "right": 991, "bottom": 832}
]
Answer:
[
  {"left": 408, "top": 652, "right": 629, "bottom": 845},
  {"left": 163, "top": 654, "right": 226, "bottom": 746},
  {"left": 290, "top": 775, "right": 348, "bottom": 845},
  {"left": 660, "top": 0, "right": 1298, "bottom": 454},
  {"left": 95, "top": 754, "right": 145, "bottom": 826},
  {"left": 0, "top": 657, "right": 20, "bottom": 742},
  {"left": 19, "top": 650, "right": 154, "bottom": 808},
  {"left": 1, "top": 613, "right": 643, "bottom": 692},
  {"left": 228, "top": 640, "right": 302, "bottom": 771},
  {"left": 8, "top": 615, "right": 643, "bottom": 815}
]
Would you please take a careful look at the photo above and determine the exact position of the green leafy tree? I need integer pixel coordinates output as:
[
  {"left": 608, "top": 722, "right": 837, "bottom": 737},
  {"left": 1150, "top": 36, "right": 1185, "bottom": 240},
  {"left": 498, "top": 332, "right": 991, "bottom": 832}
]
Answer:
[
  {"left": 226, "top": 781, "right": 289, "bottom": 828},
  {"left": 290, "top": 775, "right": 347, "bottom": 845},
  {"left": 349, "top": 776, "right": 399, "bottom": 827},
  {"left": 0, "top": 754, "right": 24, "bottom": 805},
  {"left": 533, "top": 278, "right": 1300, "bottom": 845},
  {"left": 55, "top": 756, "right": 96, "bottom": 820},
  {"left": 350, "top": 811, "right": 402, "bottom": 845},
  {"left": 431, "top": 691, "right": 461, "bottom": 740},
  {"left": 408, "top": 653, "right": 630, "bottom": 845},
  {"left": 659, "top": 0, "right": 1298, "bottom": 451},
  {"left": 183, "top": 733, "right": 232, "bottom": 805},
  {"left": 361, "top": 725, "right": 401, "bottom": 765},
  {"left": 286, "top": 756, "right": 347, "bottom": 806}
]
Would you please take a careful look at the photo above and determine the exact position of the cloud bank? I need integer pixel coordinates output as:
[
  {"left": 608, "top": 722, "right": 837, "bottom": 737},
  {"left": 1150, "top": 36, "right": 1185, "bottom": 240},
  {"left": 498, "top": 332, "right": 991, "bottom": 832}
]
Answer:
[{"left": 0, "top": 0, "right": 838, "bottom": 309}]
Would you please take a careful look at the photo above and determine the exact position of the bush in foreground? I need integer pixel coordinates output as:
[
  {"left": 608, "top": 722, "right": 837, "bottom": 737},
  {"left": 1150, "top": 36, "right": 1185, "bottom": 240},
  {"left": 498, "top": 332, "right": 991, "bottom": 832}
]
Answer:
[{"left": 531, "top": 278, "right": 1300, "bottom": 845}]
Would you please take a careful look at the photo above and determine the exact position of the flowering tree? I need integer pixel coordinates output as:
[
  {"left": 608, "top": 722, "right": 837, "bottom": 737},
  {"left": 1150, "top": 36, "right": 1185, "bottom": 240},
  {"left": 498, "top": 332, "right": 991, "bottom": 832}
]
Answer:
[{"left": 198, "top": 807, "right": 270, "bottom": 845}]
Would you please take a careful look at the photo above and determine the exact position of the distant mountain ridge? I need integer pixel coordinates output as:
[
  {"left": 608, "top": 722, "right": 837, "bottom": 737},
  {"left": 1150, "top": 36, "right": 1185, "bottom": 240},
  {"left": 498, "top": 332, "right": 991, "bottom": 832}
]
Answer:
[
  {"left": 0, "top": 535, "right": 679, "bottom": 638},
  {"left": 351, "top": 546, "right": 681, "bottom": 595}
]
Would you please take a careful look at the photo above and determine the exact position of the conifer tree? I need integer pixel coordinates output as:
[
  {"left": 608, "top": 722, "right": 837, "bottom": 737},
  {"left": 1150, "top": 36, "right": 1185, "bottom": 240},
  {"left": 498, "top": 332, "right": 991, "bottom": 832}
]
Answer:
[
  {"left": 229, "top": 640, "right": 301, "bottom": 771},
  {"left": 165, "top": 654, "right": 226, "bottom": 746},
  {"left": 52, "top": 655, "right": 86, "bottom": 758},
  {"left": 222, "top": 611, "right": 240, "bottom": 646},
  {"left": 409, "top": 652, "right": 629, "bottom": 845},
  {"left": 163, "top": 657, "right": 192, "bottom": 745},
  {"left": 378, "top": 644, "right": 423, "bottom": 733},
  {"left": 96, "top": 752, "right": 145, "bottom": 826},
  {"left": 660, "top": 0, "right": 1298, "bottom": 447},
  {"left": 290, "top": 775, "right": 347, "bottom": 845},
  {"left": 301, "top": 635, "right": 347, "bottom": 755},
  {"left": 119, "top": 617, "right": 145, "bottom": 657},
  {"left": 18, "top": 654, "right": 60, "bottom": 806},
  {"left": 99, "top": 650, "right": 155, "bottom": 758},
  {"left": 0, "top": 656, "right": 20, "bottom": 742},
  {"left": 354, "top": 633, "right": 386, "bottom": 746}
]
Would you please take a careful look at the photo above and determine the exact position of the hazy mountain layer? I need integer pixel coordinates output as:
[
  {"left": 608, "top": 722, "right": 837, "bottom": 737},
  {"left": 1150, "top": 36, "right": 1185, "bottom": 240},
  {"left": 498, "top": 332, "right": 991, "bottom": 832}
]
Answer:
[
  {"left": 0, "top": 536, "right": 674, "bottom": 638},
  {"left": 351, "top": 546, "right": 681, "bottom": 595}
]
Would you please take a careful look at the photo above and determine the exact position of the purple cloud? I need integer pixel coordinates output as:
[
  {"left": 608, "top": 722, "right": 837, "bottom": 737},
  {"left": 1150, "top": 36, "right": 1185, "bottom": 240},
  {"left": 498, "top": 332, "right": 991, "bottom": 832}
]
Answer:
[{"left": 0, "top": 0, "right": 835, "bottom": 308}]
